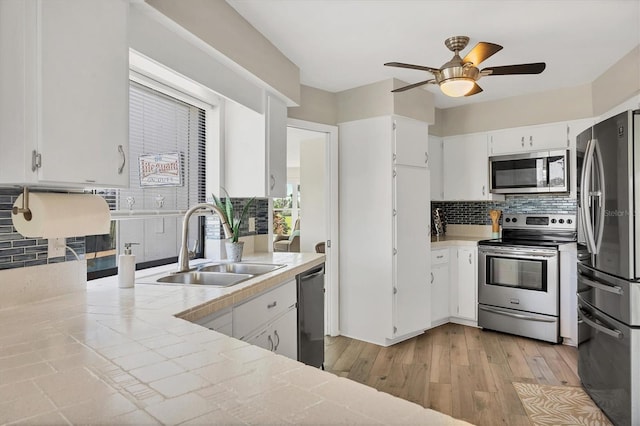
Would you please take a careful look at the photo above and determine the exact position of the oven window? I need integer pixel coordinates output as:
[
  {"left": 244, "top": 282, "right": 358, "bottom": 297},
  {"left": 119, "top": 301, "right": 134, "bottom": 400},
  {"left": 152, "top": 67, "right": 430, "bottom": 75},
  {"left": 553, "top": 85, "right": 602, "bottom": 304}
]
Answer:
[
  {"left": 492, "top": 158, "right": 546, "bottom": 188},
  {"left": 486, "top": 256, "right": 547, "bottom": 291}
]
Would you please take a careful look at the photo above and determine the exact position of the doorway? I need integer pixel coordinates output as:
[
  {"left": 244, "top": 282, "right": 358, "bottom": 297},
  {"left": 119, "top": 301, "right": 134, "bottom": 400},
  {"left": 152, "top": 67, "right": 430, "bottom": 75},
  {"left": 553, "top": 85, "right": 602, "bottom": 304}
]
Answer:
[{"left": 284, "top": 119, "right": 339, "bottom": 336}]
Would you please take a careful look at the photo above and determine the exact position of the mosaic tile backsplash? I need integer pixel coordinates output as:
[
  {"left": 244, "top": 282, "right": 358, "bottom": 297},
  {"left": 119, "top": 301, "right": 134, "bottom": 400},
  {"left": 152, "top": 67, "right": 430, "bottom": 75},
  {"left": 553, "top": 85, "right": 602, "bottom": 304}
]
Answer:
[
  {"left": 0, "top": 188, "right": 85, "bottom": 271},
  {"left": 1, "top": 187, "right": 268, "bottom": 272},
  {"left": 432, "top": 195, "right": 577, "bottom": 226}
]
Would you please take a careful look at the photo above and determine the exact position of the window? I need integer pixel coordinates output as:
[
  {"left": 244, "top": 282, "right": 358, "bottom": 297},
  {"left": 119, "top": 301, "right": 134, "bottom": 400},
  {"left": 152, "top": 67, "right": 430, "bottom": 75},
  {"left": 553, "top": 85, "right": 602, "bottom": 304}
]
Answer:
[
  {"left": 86, "top": 79, "right": 211, "bottom": 279},
  {"left": 273, "top": 182, "right": 300, "bottom": 236}
]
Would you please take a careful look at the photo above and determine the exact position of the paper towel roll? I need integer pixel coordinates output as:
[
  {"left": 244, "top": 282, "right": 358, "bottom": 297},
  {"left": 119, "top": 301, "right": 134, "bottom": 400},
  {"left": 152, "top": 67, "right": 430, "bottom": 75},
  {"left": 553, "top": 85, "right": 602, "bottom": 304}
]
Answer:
[{"left": 12, "top": 193, "right": 111, "bottom": 238}]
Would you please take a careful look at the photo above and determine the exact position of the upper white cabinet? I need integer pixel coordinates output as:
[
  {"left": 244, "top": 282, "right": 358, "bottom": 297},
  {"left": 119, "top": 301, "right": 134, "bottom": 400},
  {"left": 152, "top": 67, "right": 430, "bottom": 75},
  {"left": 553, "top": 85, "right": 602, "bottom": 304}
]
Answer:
[
  {"left": 339, "top": 115, "right": 430, "bottom": 346},
  {"left": 428, "top": 136, "right": 444, "bottom": 201},
  {"left": 488, "top": 122, "right": 569, "bottom": 155},
  {"left": 443, "top": 133, "right": 502, "bottom": 201},
  {"left": 394, "top": 117, "right": 429, "bottom": 167},
  {"left": 0, "top": 0, "right": 129, "bottom": 188},
  {"left": 224, "top": 92, "right": 287, "bottom": 197}
]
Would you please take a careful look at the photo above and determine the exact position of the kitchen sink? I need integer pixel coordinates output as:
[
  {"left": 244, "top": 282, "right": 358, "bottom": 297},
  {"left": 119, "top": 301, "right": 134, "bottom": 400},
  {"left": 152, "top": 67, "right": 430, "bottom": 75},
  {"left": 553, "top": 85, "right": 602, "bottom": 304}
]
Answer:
[
  {"left": 154, "top": 271, "right": 253, "bottom": 287},
  {"left": 196, "top": 262, "right": 285, "bottom": 275},
  {"left": 136, "top": 262, "right": 286, "bottom": 288}
]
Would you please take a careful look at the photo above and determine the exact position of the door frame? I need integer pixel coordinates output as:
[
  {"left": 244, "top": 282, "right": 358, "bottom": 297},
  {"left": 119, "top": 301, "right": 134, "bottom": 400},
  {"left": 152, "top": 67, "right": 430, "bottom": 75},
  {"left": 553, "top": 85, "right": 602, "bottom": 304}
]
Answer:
[{"left": 287, "top": 118, "right": 339, "bottom": 337}]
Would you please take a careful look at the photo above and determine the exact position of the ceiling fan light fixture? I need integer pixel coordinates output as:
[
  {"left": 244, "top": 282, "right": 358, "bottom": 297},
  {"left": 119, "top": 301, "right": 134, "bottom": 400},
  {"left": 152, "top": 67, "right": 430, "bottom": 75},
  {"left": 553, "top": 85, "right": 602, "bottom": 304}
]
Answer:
[{"left": 439, "top": 78, "right": 474, "bottom": 97}]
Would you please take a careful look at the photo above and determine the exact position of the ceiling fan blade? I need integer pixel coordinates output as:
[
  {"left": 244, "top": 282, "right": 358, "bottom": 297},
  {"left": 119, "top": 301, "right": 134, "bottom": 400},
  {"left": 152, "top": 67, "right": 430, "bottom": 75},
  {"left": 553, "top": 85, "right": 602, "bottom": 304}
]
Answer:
[
  {"left": 392, "top": 79, "right": 435, "bottom": 93},
  {"left": 384, "top": 62, "right": 439, "bottom": 74},
  {"left": 462, "top": 42, "right": 503, "bottom": 66},
  {"left": 465, "top": 83, "right": 483, "bottom": 96},
  {"left": 482, "top": 62, "right": 546, "bottom": 76}
]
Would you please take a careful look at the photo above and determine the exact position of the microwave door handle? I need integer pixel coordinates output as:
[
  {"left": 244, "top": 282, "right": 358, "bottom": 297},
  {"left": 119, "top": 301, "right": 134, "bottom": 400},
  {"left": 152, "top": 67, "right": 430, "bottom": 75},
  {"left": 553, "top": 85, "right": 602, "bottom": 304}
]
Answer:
[
  {"left": 581, "top": 139, "right": 597, "bottom": 255},
  {"left": 592, "top": 138, "right": 606, "bottom": 255}
]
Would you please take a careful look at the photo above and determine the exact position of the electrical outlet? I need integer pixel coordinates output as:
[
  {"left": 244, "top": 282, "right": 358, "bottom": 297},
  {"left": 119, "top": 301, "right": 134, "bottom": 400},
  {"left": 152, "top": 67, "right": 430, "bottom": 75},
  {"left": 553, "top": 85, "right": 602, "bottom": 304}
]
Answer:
[
  {"left": 48, "top": 237, "right": 66, "bottom": 258},
  {"left": 248, "top": 217, "right": 256, "bottom": 232}
]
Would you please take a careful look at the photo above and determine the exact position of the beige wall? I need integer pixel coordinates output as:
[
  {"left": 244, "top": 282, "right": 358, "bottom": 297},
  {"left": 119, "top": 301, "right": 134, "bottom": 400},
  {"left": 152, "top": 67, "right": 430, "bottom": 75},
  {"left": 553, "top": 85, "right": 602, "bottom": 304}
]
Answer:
[
  {"left": 335, "top": 79, "right": 435, "bottom": 124},
  {"left": 145, "top": 0, "right": 300, "bottom": 105},
  {"left": 288, "top": 85, "right": 338, "bottom": 125},
  {"left": 437, "top": 84, "right": 593, "bottom": 136},
  {"left": 592, "top": 45, "right": 640, "bottom": 116}
]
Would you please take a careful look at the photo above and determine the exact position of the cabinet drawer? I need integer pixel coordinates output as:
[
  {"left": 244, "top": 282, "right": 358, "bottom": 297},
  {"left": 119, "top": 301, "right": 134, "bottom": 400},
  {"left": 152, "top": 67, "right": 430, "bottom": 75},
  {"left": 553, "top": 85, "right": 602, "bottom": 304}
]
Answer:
[
  {"left": 233, "top": 279, "right": 296, "bottom": 339},
  {"left": 431, "top": 249, "right": 449, "bottom": 265}
]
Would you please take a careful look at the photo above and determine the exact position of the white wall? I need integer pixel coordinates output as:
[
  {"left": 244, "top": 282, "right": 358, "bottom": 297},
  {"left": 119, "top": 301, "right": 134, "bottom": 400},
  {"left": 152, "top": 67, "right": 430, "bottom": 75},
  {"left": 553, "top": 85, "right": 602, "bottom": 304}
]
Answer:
[{"left": 300, "top": 138, "right": 326, "bottom": 253}]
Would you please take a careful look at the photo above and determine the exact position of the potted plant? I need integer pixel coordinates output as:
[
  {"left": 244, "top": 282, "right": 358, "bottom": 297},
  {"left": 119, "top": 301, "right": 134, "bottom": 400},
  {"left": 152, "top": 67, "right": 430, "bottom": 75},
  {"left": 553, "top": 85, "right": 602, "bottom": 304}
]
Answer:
[{"left": 212, "top": 190, "right": 255, "bottom": 262}]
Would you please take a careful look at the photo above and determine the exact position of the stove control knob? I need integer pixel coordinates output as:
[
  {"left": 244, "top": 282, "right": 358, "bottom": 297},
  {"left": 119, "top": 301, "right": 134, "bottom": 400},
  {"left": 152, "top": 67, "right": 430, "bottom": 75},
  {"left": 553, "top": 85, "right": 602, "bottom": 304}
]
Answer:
[
  {"left": 505, "top": 218, "right": 511, "bottom": 223},
  {"left": 567, "top": 219, "right": 573, "bottom": 224},
  {"left": 551, "top": 219, "right": 557, "bottom": 224},
  {"left": 512, "top": 217, "right": 517, "bottom": 223},
  {"left": 559, "top": 219, "right": 565, "bottom": 224}
]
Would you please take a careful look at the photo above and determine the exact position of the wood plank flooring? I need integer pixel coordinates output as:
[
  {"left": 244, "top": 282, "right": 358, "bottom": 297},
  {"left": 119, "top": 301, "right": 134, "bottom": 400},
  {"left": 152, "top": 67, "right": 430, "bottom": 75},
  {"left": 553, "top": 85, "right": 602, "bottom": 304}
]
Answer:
[{"left": 324, "top": 323, "right": 580, "bottom": 426}]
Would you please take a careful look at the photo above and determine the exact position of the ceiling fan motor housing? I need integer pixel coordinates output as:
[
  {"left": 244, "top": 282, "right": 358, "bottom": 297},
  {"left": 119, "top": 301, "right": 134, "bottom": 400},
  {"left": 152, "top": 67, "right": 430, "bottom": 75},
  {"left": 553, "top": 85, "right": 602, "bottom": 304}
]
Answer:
[{"left": 436, "top": 60, "right": 479, "bottom": 85}]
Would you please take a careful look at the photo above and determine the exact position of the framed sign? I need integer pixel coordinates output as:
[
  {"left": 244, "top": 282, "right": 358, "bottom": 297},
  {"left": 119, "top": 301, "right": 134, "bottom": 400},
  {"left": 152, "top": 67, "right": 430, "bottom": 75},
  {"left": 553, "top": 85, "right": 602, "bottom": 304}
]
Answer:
[{"left": 138, "top": 152, "right": 182, "bottom": 187}]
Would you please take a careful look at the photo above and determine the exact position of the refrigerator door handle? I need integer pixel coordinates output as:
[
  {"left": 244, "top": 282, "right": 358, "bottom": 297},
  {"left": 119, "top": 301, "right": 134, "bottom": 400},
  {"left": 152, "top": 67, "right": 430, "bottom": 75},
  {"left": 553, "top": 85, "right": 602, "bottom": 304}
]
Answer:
[
  {"left": 578, "top": 270, "right": 624, "bottom": 295},
  {"left": 592, "top": 138, "right": 606, "bottom": 255},
  {"left": 578, "top": 306, "right": 623, "bottom": 339},
  {"left": 581, "top": 139, "right": 598, "bottom": 254}
]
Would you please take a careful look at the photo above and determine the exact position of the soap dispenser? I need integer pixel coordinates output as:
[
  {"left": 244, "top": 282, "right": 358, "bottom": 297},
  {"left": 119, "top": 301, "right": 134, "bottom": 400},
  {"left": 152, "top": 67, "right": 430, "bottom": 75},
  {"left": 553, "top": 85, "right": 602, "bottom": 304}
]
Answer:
[{"left": 118, "top": 243, "right": 138, "bottom": 288}]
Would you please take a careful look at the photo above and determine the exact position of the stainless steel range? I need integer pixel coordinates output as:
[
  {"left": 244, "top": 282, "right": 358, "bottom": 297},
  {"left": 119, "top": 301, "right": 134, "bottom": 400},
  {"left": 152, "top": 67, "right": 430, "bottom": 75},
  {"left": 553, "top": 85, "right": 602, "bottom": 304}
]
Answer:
[{"left": 478, "top": 213, "right": 577, "bottom": 343}]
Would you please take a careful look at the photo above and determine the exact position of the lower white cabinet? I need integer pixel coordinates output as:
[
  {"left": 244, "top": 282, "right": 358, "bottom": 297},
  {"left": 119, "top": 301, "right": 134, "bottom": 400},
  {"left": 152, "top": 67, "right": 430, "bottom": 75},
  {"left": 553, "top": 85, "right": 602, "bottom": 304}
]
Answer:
[
  {"left": 450, "top": 247, "right": 478, "bottom": 324},
  {"left": 232, "top": 279, "right": 298, "bottom": 359},
  {"left": 196, "top": 308, "right": 233, "bottom": 336},
  {"left": 245, "top": 307, "right": 297, "bottom": 359},
  {"left": 430, "top": 248, "right": 450, "bottom": 326}
]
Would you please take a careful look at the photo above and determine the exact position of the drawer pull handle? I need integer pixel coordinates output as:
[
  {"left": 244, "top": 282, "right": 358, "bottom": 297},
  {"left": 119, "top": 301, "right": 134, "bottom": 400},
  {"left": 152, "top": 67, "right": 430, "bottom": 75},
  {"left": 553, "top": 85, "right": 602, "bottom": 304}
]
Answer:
[
  {"left": 436, "top": 255, "right": 444, "bottom": 259},
  {"left": 267, "top": 301, "right": 277, "bottom": 309},
  {"left": 273, "top": 330, "right": 280, "bottom": 351},
  {"left": 268, "top": 335, "right": 274, "bottom": 351}
]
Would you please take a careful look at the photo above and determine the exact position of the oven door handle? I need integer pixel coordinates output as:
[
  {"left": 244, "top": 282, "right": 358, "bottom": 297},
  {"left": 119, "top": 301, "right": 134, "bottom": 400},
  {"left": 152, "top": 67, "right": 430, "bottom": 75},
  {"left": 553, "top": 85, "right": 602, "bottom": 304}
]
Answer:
[
  {"left": 578, "top": 271, "right": 623, "bottom": 295},
  {"left": 479, "top": 249, "right": 557, "bottom": 259},
  {"left": 578, "top": 307, "right": 623, "bottom": 339},
  {"left": 478, "top": 305, "right": 557, "bottom": 323}
]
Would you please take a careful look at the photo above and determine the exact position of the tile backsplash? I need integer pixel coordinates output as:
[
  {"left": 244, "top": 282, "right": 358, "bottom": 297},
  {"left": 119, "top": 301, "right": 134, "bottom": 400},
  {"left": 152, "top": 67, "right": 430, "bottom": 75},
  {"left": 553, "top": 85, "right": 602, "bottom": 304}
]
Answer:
[
  {"left": 0, "top": 189, "right": 85, "bottom": 270},
  {"left": 432, "top": 195, "right": 577, "bottom": 225}
]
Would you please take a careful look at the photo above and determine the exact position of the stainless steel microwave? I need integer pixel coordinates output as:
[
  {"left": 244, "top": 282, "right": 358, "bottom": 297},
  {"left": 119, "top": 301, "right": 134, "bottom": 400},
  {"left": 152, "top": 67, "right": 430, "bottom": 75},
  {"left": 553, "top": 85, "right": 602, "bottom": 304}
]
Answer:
[{"left": 489, "top": 150, "right": 569, "bottom": 194}]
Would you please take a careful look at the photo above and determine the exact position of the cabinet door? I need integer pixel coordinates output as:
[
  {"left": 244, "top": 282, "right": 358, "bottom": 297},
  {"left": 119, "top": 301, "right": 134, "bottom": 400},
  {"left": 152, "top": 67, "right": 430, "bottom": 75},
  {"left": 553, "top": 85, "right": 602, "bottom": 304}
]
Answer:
[
  {"left": 0, "top": 0, "right": 128, "bottom": 187},
  {"left": 38, "top": 0, "right": 129, "bottom": 186},
  {"left": 266, "top": 93, "right": 287, "bottom": 197},
  {"left": 271, "top": 307, "right": 298, "bottom": 360},
  {"left": 245, "top": 326, "right": 273, "bottom": 352},
  {"left": 393, "top": 116, "right": 428, "bottom": 167},
  {"left": 393, "top": 165, "right": 430, "bottom": 336},
  {"left": 443, "top": 134, "right": 491, "bottom": 200},
  {"left": 428, "top": 136, "right": 444, "bottom": 200},
  {"left": 455, "top": 247, "right": 477, "bottom": 321},
  {"left": 489, "top": 123, "right": 568, "bottom": 155},
  {"left": 430, "top": 249, "right": 450, "bottom": 324}
]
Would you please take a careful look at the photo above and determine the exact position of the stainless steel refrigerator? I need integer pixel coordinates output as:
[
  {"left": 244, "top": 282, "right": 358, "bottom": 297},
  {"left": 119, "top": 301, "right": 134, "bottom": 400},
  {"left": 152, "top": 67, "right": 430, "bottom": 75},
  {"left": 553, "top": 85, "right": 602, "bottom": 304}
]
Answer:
[{"left": 577, "top": 109, "right": 640, "bottom": 425}]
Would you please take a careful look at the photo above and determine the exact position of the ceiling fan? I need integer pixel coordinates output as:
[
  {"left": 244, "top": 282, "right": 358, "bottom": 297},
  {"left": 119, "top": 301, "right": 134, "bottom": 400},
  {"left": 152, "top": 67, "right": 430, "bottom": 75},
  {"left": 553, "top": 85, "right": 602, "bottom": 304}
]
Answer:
[{"left": 384, "top": 36, "right": 546, "bottom": 97}]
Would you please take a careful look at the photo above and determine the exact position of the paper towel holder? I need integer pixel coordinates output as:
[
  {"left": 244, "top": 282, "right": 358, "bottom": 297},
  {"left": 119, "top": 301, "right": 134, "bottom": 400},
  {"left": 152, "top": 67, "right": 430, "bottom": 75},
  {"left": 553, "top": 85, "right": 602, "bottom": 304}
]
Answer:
[{"left": 11, "top": 187, "right": 32, "bottom": 221}]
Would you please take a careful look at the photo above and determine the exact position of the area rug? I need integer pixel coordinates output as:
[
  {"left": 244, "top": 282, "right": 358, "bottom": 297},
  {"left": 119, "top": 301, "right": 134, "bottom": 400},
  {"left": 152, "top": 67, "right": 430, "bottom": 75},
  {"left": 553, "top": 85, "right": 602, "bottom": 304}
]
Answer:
[{"left": 513, "top": 382, "right": 612, "bottom": 425}]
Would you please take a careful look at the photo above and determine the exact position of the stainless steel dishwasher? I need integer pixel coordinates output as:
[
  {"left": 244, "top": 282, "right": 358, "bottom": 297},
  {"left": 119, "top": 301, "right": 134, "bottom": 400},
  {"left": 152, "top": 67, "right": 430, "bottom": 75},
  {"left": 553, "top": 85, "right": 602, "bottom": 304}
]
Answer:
[{"left": 297, "top": 263, "right": 325, "bottom": 368}]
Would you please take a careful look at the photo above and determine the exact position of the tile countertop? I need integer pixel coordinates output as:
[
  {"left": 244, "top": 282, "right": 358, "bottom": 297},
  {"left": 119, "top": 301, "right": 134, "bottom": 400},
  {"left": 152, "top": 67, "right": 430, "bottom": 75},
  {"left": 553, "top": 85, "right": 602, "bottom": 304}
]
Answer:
[{"left": 0, "top": 252, "right": 469, "bottom": 425}]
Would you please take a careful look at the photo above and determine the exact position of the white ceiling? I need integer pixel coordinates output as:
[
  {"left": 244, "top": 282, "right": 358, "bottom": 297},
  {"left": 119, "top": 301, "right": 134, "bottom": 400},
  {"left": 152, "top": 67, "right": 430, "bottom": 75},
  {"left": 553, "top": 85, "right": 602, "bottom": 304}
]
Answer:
[{"left": 226, "top": 0, "right": 640, "bottom": 109}]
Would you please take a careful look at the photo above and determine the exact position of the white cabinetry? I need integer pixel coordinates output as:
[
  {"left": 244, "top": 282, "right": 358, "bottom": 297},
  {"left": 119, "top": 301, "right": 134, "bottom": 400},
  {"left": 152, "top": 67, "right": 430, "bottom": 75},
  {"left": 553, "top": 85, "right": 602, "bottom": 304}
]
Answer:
[
  {"left": 339, "top": 115, "right": 430, "bottom": 346},
  {"left": 224, "top": 92, "right": 287, "bottom": 197},
  {"left": 450, "top": 247, "right": 478, "bottom": 325},
  {"left": 430, "top": 248, "right": 450, "bottom": 326},
  {"left": 195, "top": 308, "right": 233, "bottom": 336},
  {"left": 428, "top": 136, "right": 444, "bottom": 201},
  {"left": 245, "top": 307, "right": 297, "bottom": 359},
  {"left": 443, "top": 133, "right": 501, "bottom": 201},
  {"left": 488, "top": 122, "right": 569, "bottom": 155},
  {"left": 0, "top": 0, "right": 129, "bottom": 188}
]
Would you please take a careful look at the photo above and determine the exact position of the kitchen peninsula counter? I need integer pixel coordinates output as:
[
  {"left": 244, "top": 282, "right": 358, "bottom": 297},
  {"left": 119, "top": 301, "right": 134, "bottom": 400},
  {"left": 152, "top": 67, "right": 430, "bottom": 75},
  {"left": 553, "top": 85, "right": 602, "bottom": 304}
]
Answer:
[{"left": 0, "top": 252, "right": 468, "bottom": 425}]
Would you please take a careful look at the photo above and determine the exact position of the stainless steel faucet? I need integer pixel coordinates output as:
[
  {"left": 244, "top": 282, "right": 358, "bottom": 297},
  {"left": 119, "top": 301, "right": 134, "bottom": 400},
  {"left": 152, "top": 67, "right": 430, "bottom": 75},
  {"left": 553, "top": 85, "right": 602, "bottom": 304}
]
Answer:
[{"left": 178, "top": 203, "right": 233, "bottom": 272}]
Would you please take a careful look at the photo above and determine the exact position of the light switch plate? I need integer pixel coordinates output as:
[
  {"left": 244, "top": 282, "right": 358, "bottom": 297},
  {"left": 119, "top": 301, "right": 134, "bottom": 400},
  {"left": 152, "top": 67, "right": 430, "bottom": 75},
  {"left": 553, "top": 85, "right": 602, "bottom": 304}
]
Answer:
[
  {"left": 48, "top": 237, "right": 66, "bottom": 258},
  {"left": 248, "top": 217, "right": 256, "bottom": 232}
]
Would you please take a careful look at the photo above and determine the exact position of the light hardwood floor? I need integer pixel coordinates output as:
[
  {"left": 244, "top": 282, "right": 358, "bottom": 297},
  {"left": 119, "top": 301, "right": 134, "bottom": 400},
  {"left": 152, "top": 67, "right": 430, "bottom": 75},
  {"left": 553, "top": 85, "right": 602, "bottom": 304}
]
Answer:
[{"left": 324, "top": 323, "right": 580, "bottom": 426}]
